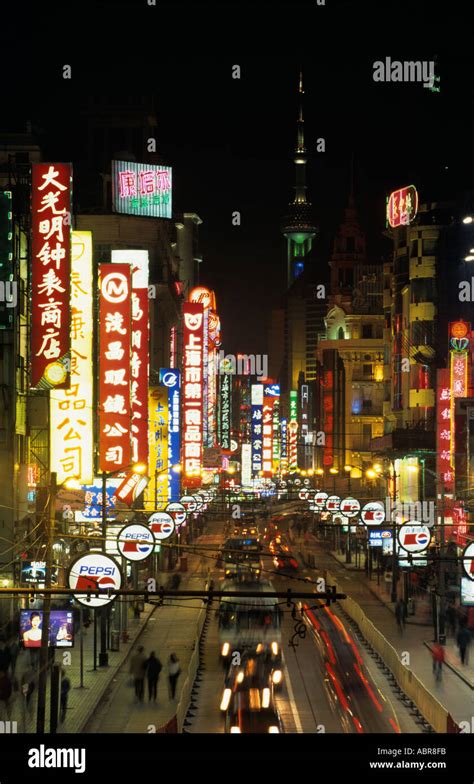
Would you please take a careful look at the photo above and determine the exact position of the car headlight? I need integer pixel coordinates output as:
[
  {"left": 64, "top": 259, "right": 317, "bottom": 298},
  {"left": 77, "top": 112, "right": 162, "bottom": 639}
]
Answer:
[
  {"left": 262, "top": 687, "right": 270, "bottom": 708},
  {"left": 268, "top": 726, "right": 280, "bottom": 733},
  {"left": 220, "top": 688, "right": 232, "bottom": 711},
  {"left": 221, "top": 642, "right": 230, "bottom": 657},
  {"left": 272, "top": 669, "right": 282, "bottom": 685},
  {"left": 271, "top": 642, "right": 279, "bottom": 656},
  {"left": 230, "top": 726, "right": 241, "bottom": 733}
]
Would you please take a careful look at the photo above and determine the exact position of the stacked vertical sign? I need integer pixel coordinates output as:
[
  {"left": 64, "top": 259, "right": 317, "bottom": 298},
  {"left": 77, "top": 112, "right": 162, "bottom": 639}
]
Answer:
[
  {"left": 289, "top": 390, "right": 298, "bottom": 471},
  {"left": 251, "top": 384, "right": 264, "bottom": 477},
  {"left": 99, "top": 264, "right": 132, "bottom": 472},
  {"left": 182, "top": 302, "right": 204, "bottom": 487},
  {"left": 436, "top": 369, "right": 454, "bottom": 493},
  {"left": 159, "top": 368, "right": 181, "bottom": 503},
  {"left": 111, "top": 250, "right": 149, "bottom": 466},
  {"left": 31, "top": 163, "right": 72, "bottom": 389},
  {"left": 219, "top": 372, "right": 232, "bottom": 450},
  {"left": 50, "top": 232, "right": 93, "bottom": 484},
  {"left": 146, "top": 386, "right": 168, "bottom": 509}
]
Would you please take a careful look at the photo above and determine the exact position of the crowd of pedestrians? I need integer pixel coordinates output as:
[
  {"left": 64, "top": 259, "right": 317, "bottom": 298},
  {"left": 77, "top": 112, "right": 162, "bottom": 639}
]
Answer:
[{"left": 129, "top": 645, "right": 181, "bottom": 704}]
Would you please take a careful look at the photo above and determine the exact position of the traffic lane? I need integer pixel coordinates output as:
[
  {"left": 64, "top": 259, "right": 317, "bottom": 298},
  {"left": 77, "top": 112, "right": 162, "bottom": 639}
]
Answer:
[
  {"left": 303, "top": 600, "right": 401, "bottom": 734},
  {"left": 270, "top": 569, "right": 349, "bottom": 733}
]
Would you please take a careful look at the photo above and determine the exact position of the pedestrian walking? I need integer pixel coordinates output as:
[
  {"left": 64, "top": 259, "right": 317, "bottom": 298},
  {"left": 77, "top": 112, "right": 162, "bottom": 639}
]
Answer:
[
  {"left": 0, "top": 669, "right": 12, "bottom": 718},
  {"left": 168, "top": 653, "right": 181, "bottom": 700},
  {"left": 432, "top": 642, "right": 445, "bottom": 681},
  {"left": 446, "top": 604, "right": 457, "bottom": 638},
  {"left": 129, "top": 645, "right": 147, "bottom": 702},
  {"left": 8, "top": 639, "right": 19, "bottom": 677},
  {"left": 395, "top": 599, "right": 405, "bottom": 634},
  {"left": 144, "top": 651, "right": 162, "bottom": 702},
  {"left": 456, "top": 623, "right": 471, "bottom": 665},
  {"left": 20, "top": 666, "right": 36, "bottom": 710},
  {"left": 0, "top": 641, "right": 11, "bottom": 674},
  {"left": 60, "top": 670, "right": 71, "bottom": 723}
]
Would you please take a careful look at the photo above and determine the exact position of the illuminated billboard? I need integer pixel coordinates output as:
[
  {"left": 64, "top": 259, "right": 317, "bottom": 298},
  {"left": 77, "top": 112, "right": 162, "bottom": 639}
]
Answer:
[
  {"left": 251, "top": 384, "right": 264, "bottom": 477},
  {"left": 437, "top": 369, "right": 454, "bottom": 494},
  {"left": 112, "top": 161, "right": 172, "bottom": 219},
  {"left": 160, "top": 368, "right": 181, "bottom": 502},
  {"left": 50, "top": 231, "right": 93, "bottom": 484},
  {"left": 145, "top": 386, "right": 169, "bottom": 509},
  {"left": 387, "top": 185, "right": 418, "bottom": 228},
  {"left": 31, "top": 163, "right": 72, "bottom": 388},
  {"left": 182, "top": 303, "right": 204, "bottom": 487},
  {"left": 262, "top": 396, "right": 274, "bottom": 477},
  {"left": 219, "top": 372, "right": 232, "bottom": 450},
  {"left": 112, "top": 250, "right": 150, "bottom": 465},
  {"left": 99, "top": 263, "right": 132, "bottom": 472}
]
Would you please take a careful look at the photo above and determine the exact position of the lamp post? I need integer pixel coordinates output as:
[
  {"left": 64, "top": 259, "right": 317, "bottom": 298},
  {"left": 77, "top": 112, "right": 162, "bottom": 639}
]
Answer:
[
  {"left": 344, "top": 465, "right": 352, "bottom": 493},
  {"left": 366, "top": 463, "right": 399, "bottom": 602}
]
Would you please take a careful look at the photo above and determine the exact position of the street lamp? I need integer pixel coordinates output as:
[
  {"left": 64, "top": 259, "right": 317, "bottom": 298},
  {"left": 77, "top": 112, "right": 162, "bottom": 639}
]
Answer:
[
  {"left": 367, "top": 462, "right": 399, "bottom": 602},
  {"left": 329, "top": 467, "right": 338, "bottom": 493}
]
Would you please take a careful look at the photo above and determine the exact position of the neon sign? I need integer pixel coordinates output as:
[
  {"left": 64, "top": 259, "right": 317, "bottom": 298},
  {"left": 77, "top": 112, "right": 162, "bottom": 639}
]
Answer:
[
  {"left": 387, "top": 185, "right": 418, "bottom": 228},
  {"left": 182, "top": 302, "right": 204, "bottom": 486},
  {"left": 112, "top": 161, "right": 172, "bottom": 219}
]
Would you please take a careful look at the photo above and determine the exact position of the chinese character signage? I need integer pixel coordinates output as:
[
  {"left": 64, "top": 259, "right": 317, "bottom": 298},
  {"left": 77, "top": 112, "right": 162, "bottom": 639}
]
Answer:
[
  {"left": 219, "top": 373, "right": 232, "bottom": 450},
  {"left": 0, "top": 191, "right": 12, "bottom": 281},
  {"left": 281, "top": 418, "right": 288, "bottom": 472},
  {"left": 99, "top": 263, "right": 132, "bottom": 472},
  {"left": 145, "top": 387, "right": 169, "bottom": 509},
  {"left": 387, "top": 185, "right": 418, "bottom": 228},
  {"left": 31, "top": 163, "right": 72, "bottom": 388},
  {"left": 76, "top": 478, "right": 121, "bottom": 523},
  {"left": 241, "top": 443, "right": 252, "bottom": 487},
  {"left": 251, "top": 383, "right": 263, "bottom": 477},
  {"left": 437, "top": 369, "right": 454, "bottom": 494},
  {"left": 182, "top": 302, "right": 204, "bottom": 487},
  {"left": 289, "top": 390, "right": 298, "bottom": 471},
  {"left": 160, "top": 368, "right": 181, "bottom": 502},
  {"left": 50, "top": 232, "right": 94, "bottom": 484},
  {"left": 112, "top": 161, "right": 172, "bottom": 219},
  {"left": 272, "top": 398, "right": 280, "bottom": 472},
  {"left": 112, "top": 250, "right": 149, "bottom": 465},
  {"left": 323, "top": 370, "right": 334, "bottom": 466},
  {"left": 262, "top": 396, "right": 274, "bottom": 478}
]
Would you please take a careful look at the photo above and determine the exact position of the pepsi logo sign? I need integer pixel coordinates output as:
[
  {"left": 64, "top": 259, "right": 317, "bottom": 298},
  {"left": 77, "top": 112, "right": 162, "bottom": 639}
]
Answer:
[
  {"left": 361, "top": 502, "right": 385, "bottom": 526},
  {"left": 68, "top": 553, "right": 122, "bottom": 607},
  {"left": 314, "top": 492, "right": 329, "bottom": 508},
  {"left": 397, "top": 524, "right": 431, "bottom": 554},
  {"left": 326, "top": 495, "right": 341, "bottom": 512},
  {"left": 339, "top": 497, "right": 360, "bottom": 518},
  {"left": 118, "top": 524, "right": 155, "bottom": 562},
  {"left": 180, "top": 495, "right": 197, "bottom": 513},
  {"left": 165, "top": 502, "right": 187, "bottom": 528},
  {"left": 148, "top": 512, "right": 175, "bottom": 541},
  {"left": 462, "top": 542, "right": 474, "bottom": 580}
]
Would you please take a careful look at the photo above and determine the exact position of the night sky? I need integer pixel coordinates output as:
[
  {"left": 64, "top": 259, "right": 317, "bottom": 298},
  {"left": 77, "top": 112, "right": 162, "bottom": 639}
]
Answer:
[{"left": 5, "top": 2, "right": 473, "bottom": 355}]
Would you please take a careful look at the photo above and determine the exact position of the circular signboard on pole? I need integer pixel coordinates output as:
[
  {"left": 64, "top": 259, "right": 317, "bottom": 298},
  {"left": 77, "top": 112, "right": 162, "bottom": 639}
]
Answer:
[
  {"left": 117, "top": 524, "right": 155, "bottom": 562},
  {"left": 165, "top": 502, "right": 187, "bottom": 529},
  {"left": 361, "top": 501, "right": 385, "bottom": 526},
  {"left": 397, "top": 523, "right": 431, "bottom": 554},
  {"left": 148, "top": 511, "right": 175, "bottom": 541},
  {"left": 314, "top": 492, "right": 329, "bottom": 509},
  {"left": 298, "top": 489, "right": 309, "bottom": 501},
  {"left": 339, "top": 497, "right": 361, "bottom": 519},
  {"left": 68, "top": 552, "right": 122, "bottom": 607},
  {"left": 462, "top": 541, "right": 474, "bottom": 580},
  {"left": 180, "top": 495, "right": 198, "bottom": 513},
  {"left": 326, "top": 495, "right": 341, "bottom": 513}
]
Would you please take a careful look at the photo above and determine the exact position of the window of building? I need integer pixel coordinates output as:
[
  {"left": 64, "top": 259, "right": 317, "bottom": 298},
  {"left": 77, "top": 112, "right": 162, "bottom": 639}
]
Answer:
[
  {"left": 411, "top": 278, "right": 436, "bottom": 304},
  {"left": 337, "top": 327, "right": 345, "bottom": 340},
  {"left": 362, "top": 424, "right": 372, "bottom": 450},
  {"left": 422, "top": 238, "right": 437, "bottom": 256},
  {"left": 363, "top": 364, "right": 372, "bottom": 378},
  {"left": 362, "top": 324, "right": 372, "bottom": 339},
  {"left": 410, "top": 240, "right": 419, "bottom": 257}
]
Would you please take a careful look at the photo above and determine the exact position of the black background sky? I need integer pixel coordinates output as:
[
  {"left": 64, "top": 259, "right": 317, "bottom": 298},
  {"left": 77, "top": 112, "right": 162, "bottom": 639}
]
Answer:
[{"left": 4, "top": 2, "right": 474, "bottom": 355}]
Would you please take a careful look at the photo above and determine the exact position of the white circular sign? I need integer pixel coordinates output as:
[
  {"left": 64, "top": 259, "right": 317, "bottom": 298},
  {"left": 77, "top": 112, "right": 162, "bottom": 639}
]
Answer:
[
  {"left": 161, "top": 371, "right": 179, "bottom": 388},
  {"left": 462, "top": 542, "right": 474, "bottom": 580},
  {"left": 117, "top": 524, "right": 155, "bottom": 562},
  {"left": 303, "top": 478, "right": 310, "bottom": 486},
  {"left": 398, "top": 523, "right": 431, "bottom": 554},
  {"left": 361, "top": 501, "right": 385, "bottom": 526},
  {"left": 148, "top": 512, "right": 175, "bottom": 541},
  {"left": 299, "top": 489, "right": 309, "bottom": 501},
  {"left": 339, "top": 497, "right": 361, "bottom": 519},
  {"left": 314, "top": 492, "right": 329, "bottom": 508},
  {"left": 193, "top": 494, "right": 205, "bottom": 510},
  {"left": 230, "top": 440, "right": 238, "bottom": 452},
  {"left": 68, "top": 552, "right": 122, "bottom": 607},
  {"left": 180, "top": 495, "right": 198, "bottom": 512},
  {"left": 326, "top": 495, "right": 341, "bottom": 513},
  {"left": 294, "top": 479, "right": 302, "bottom": 486},
  {"left": 101, "top": 272, "right": 129, "bottom": 303},
  {"left": 165, "top": 502, "right": 187, "bottom": 528}
]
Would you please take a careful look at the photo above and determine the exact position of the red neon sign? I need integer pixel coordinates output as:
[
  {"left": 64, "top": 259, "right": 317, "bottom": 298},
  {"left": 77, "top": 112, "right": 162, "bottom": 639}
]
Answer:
[
  {"left": 31, "top": 163, "right": 72, "bottom": 388},
  {"left": 182, "top": 302, "right": 204, "bottom": 487},
  {"left": 387, "top": 185, "right": 418, "bottom": 228},
  {"left": 262, "top": 397, "right": 274, "bottom": 478},
  {"left": 99, "top": 264, "right": 132, "bottom": 472}
]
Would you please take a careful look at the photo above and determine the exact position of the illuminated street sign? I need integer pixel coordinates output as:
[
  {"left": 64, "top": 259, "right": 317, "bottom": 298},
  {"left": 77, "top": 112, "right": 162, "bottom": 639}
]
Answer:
[
  {"left": 112, "top": 161, "right": 172, "bottom": 219},
  {"left": 99, "top": 263, "right": 132, "bottom": 472},
  {"left": 398, "top": 524, "right": 431, "bottom": 553},
  {"left": 182, "top": 302, "right": 204, "bottom": 487},
  {"left": 50, "top": 231, "right": 93, "bottom": 484},
  {"left": 68, "top": 552, "right": 122, "bottom": 607},
  {"left": 387, "top": 185, "right": 418, "bottom": 228},
  {"left": 117, "top": 524, "right": 155, "bottom": 562},
  {"left": 160, "top": 368, "right": 181, "bottom": 502},
  {"left": 361, "top": 501, "right": 385, "bottom": 525},
  {"left": 145, "top": 387, "right": 168, "bottom": 510},
  {"left": 31, "top": 163, "right": 72, "bottom": 388}
]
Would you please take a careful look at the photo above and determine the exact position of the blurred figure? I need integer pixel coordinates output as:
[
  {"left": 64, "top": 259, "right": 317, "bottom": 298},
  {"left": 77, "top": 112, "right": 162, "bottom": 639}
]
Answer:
[
  {"left": 8, "top": 639, "right": 19, "bottom": 677},
  {"left": 0, "top": 669, "right": 12, "bottom": 718},
  {"left": 432, "top": 642, "right": 445, "bottom": 681},
  {"left": 144, "top": 651, "right": 162, "bottom": 702},
  {"left": 168, "top": 653, "right": 181, "bottom": 700},
  {"left": 60, "top": 670, "right": 71, "bottom": 723},
  {"left": 20, "top": 665, "right": 37, "bottom": 710},
  {"left": 0, "top": 641, "right": 12, "bottom": 674},
  {"left": 129, "top": 645, "right": 147, "bottom": 702},
  {"left": 446, "top": 604, "right": 457, "bottom": 638},
  {"left": 395, "top": 599, "right": 405, "bottom": 634},
  {"left": 456, "top": 623, "right": 471, "bottom": 665}
]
